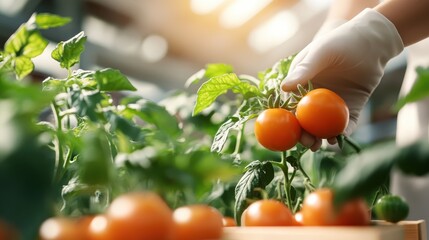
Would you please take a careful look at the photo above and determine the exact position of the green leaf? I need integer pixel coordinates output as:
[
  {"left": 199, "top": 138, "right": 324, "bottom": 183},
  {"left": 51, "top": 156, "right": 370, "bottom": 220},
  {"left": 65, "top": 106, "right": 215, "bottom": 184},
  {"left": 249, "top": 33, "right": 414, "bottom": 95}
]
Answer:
[
  {"left": 4, "top": 25, "right": 48, "bottom": 58},
  {"left": 211, "top": 114, "right": 257, "bottom": 153},
  {"left": 70, "top": 89, "right": 105, "bottom": 122},
  {"left": 193, "top": 73, "right": 259, "bottom": 115},
  {"left": 205, "top": 63, "right": 234, "bottom": 79},
  {"left": 185, "top": 63, "right": 233, "bottom": 87},
  {"left": 34, "top": 13, "right": 71, "bottom": 29},
  {"left": 333, "top": 141, "right": 398, "bottom": 206},
  {"left": 126, "top": 99, "right": 181, "bottom": 137},
  {"left": 95, "top": 68, "right": 136, "bottom": 91},
  {"left": 105, "top": 111, "right": 141, "bottom": 141},
  {"left": 14, "top": 56, "right": 34, "bottom": 79},
  {"left": 396, "top": 67, "right": 429, "bottom": 110},
  {"left": 52, "top": 31, "right": 87, "bottom": 69},
  {"left": 234, "top": 161, "right": 274, "bottom": 225},
  {"left": 78, "top": 129, "right": 113, "bottom": 185},
  {"left": 4, "top": 25, "right": 29, "bottom": 55},
  {"left": 42, "top": 77, "right": 65, "bottom": 92},
  {"left": 396, "top": 140, "right": 429, "bottom": 176},
  {"left": 22, "top": 31, "right": 49, "bottom": 58}
]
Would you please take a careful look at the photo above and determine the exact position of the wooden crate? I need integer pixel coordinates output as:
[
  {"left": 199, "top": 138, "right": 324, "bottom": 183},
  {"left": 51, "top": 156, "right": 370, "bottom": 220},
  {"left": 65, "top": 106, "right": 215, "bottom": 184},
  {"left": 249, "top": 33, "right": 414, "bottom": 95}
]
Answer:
[
  {"left": 376, "top": 220, "right": 427, "bottom": 240},
  {"left": 223, "top": 220, "right": 426, "bottom": 240}
]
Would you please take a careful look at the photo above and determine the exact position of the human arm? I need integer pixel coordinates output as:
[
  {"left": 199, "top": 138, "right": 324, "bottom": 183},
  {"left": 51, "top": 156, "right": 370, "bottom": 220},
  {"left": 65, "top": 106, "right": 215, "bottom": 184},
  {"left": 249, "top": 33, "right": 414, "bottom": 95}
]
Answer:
[{"left": 376, "top": 0, "right": 429, "bottom": 46}]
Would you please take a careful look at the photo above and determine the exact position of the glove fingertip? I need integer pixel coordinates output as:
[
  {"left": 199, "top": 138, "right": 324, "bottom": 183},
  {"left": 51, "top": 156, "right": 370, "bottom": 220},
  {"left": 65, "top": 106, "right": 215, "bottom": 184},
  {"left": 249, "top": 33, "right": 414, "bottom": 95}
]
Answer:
[{"left": 281, "top": 76, "right": 308, "bottom": 92}]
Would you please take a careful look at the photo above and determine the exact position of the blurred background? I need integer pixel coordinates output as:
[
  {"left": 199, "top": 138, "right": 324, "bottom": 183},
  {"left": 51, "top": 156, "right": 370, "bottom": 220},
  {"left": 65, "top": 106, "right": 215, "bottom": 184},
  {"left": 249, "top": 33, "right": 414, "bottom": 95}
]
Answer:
[{"left": 0, "top": 0, "right": 406, "bottom": 144}]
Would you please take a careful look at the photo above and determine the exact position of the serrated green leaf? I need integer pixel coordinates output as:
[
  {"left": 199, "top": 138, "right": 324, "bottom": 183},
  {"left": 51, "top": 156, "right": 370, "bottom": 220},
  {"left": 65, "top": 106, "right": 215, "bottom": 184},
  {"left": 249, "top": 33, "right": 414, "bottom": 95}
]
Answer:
[
  {"left": 234, "top": 161, "right": 274, "bottom": 225},
  {"left": 4, "top": 25, "right": 29, "bottom": 55},
  {"left": 205, "top": 63, "right": 234, "bottom": 79},
  {"left": 52, "top": 31, "right": 87, "bottom": 69},
  {"left": 14, "top": 56, "right": 34, "bottom": 79},
  {"left": 211, "top": 113, "right": 257, "bottom": 153},
  {"left": 193, "top": 73, "right": 259, "bottom": 115},
  {"left": 95, "top": 68, "right": 136, "bottom": 91},
  {"left": 396, "top": 67, "right": 429, "bottom": 110},
  {"left": 4, "top": 25, "right": 48, "bottom": 59},
  {"left": 22, "top": 31, "right": 48, "bottom": 58},
  {"left": 35, "top": 13, "right": 71, "bottom": 29}
]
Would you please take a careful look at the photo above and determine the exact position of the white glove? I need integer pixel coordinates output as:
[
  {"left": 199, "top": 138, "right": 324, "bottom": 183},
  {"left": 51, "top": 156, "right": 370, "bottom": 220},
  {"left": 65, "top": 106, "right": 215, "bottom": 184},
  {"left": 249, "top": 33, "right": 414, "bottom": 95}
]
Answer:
[
  {"left": 281, "top": 8, "right": 404, "bottom": 150},
  {"left": 313, "top": 19, "right": 347, "bottom": 39}
]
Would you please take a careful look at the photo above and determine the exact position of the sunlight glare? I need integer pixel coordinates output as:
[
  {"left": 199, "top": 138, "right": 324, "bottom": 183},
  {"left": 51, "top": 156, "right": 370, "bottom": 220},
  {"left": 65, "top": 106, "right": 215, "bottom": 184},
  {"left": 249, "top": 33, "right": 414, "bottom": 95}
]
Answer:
[
  {"left": 219, "top": 0, "right": 272, "bottom": 29},
  {"left": 140, "top": 35, "right": 168, "bottom": 62},
  {"left": 190, "top": 0, "right": 226, "bottom": 14},
  {"left": 248, "top": 10, "right": 299, "bottom": 53}
]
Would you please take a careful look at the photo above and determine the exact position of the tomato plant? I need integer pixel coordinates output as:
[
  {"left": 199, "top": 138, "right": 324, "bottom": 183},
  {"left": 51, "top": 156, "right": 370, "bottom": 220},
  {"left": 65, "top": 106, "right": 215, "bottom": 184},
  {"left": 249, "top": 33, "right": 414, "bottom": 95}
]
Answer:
[
  {"left": 241, "top": 199, "right": 294, "bottom": 226},
  {"left": 374, "top": 194, "right": 409, "bottom": 223},
  {"left": 172, "top": 205, "right": 223, "bottom": 240},
  {"left": 296, "top": 88, "right": 349, "bottom": 139},
  {"left": 254, "top": 108, "right": 301, "bottom": 151},
  {"left": 301, "top": 188, "right": 370, "bottom": 226}
]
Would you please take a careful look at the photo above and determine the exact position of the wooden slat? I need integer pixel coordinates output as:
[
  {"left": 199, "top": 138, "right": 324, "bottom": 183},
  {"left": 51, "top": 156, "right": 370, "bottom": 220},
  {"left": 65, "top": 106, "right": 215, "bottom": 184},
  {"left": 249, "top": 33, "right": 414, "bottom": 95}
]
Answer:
[
  {"left": 223, "top": 225, "right": 404, "bottom": 240},
  {"left": 375, "top": 220, "right": 427, "bottom": 240}
]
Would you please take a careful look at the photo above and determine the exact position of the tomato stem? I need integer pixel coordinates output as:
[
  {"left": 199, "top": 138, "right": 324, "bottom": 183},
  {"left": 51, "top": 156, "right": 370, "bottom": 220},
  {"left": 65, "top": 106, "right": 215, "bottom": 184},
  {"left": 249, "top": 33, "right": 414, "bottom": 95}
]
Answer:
[
  {"left": 51, "top": 101, "right": 65, "bottom": 183},
  {"left": 281, "top": 151, "right": 294, "bottom": 212}
]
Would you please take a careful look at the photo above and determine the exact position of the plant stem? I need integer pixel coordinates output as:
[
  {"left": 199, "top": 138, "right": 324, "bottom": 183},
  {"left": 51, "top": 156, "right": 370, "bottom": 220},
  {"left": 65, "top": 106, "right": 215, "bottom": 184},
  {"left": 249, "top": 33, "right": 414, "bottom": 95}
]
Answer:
[
  {"left": 281, "top": 151, "right": 293, "bottom": 211},
  {"left": 232, "top": 124, "right": 244, "bottom": 156},
  {"left": 51, "top": 101, "right": 65, "bottom": 183}
]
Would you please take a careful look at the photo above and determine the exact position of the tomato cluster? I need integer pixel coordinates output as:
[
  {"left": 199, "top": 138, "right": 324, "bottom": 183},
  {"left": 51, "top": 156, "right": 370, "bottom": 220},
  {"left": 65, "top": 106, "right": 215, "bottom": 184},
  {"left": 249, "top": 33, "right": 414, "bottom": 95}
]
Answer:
[
  {"left": 240, "top": 188, "right": 370, "bottom": 227},
  {"left": 254, "top": 88, "right": 349, "bottom": 151},
  {"left": 39, "top": 192, "right": 226, "bottom": 240}
]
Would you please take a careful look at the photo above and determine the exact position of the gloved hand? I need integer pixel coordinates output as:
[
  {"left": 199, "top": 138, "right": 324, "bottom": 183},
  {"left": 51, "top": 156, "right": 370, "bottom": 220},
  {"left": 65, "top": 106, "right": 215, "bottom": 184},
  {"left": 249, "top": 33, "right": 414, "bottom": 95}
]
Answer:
[
  {"left": 313, "top": 19, "right": 347, "bottom": 39},
  {"left": 281, "top": 8, "right": 404, "bottom": 150}
]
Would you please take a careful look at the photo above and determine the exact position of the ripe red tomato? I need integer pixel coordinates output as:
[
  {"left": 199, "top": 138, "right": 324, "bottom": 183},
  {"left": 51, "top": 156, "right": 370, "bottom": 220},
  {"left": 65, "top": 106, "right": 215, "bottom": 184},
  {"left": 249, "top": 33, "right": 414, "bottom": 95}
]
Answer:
[
  {"left": 300, "top": 188, "right": 370, "bottom": 226},
  {"left": 296, "top": 88, "right": 349, "bottom": 139},
  {"left": 254, "top": 108, "right": 301, "bottom": 151},
  {"left": 90, "top": 192, "right": 173, "bottom": 240},
  {"left": 172, "top": 204, "right": 223, "bottom": 240},
  {"left": 39, "top": 217, "right": 86, "bottom": 240},
  {"left": 241, "top": 199, "right": 294, "bottom": 226},
  {"left": 222, "top": 217, "right": 237, "bottom": 227}
]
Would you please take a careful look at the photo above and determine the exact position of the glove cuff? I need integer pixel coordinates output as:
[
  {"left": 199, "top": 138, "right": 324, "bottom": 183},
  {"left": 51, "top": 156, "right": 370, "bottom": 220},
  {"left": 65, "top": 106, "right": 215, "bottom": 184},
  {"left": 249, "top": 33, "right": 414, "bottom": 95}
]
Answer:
[{"left": 352, "top": 8, "right": 404, "bottom": 61}]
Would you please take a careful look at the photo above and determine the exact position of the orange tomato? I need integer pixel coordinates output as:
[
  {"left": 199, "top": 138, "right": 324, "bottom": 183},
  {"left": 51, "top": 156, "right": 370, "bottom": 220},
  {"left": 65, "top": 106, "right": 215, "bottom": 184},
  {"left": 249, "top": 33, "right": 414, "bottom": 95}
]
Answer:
[
  {"left": 95, "top": 192, "right": 173, "bottom": 240},
  {"left": 241, "top": 199, "right": 294, "bottom": 226},
  {"left": 254, "top": 108, "right": 301, "bottom": 151},
  {"left": 293, "top": 211, "right": 304, "bottom": 226},
  {"left": 296, "top": 88, "right": 349, "bottom": 139},
  {"left": 222, "top": 217, "right": 237, "bottom": 227},
  {"left": 300, "top": 188, "right": 370, "bottom": 226},
  {"left": 172, "top": 205, "right": 223, "bottom": 240},
  {"left": 39, "top": 217, "right": 86, "bottom": 240}
]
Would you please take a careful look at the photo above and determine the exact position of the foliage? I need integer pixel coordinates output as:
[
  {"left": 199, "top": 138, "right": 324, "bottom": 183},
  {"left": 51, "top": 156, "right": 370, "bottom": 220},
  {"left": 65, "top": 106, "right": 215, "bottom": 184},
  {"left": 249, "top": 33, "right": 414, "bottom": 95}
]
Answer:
[{"left": 0, "top": 13, "right": 239, "bottom": 238}]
